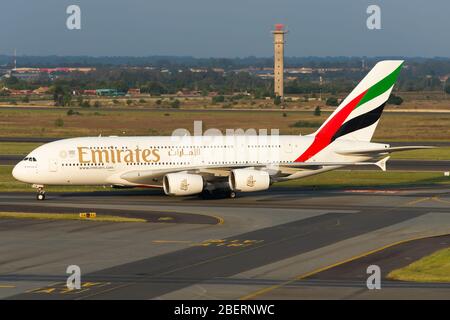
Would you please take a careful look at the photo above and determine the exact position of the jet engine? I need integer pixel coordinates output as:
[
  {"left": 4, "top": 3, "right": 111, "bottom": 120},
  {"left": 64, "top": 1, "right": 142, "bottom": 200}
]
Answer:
[
  {"left": 163, "top": 173, "right": 204, "bottom": 196},
  {"left": 228, "top": 169, "right": 270, "bottom": 192}
]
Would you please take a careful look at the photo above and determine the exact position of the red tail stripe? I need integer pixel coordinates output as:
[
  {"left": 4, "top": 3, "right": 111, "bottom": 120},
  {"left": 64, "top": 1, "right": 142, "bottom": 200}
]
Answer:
[{"left": 295, "top": 90, "right": 368, "bottom": 162}]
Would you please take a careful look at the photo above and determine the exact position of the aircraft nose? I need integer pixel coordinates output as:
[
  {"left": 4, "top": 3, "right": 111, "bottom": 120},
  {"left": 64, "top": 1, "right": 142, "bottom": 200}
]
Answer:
[{"left": 12, "top": 162, "right": 25, "bottom": 182}]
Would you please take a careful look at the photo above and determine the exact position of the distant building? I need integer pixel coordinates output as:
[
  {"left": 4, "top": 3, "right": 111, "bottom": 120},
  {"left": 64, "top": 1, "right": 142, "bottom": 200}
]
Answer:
[
  {"left": 189, "top": 68, "right": 208, "bottom": 73},
  {"left": 13, "top": 67, "right": 95, "bottom": 74},
  {"left": 82, "top": 90, "right": 97, "bottom": 96},
  {"left": 96, "top": 89, "right": 126, "bottom": 96},
  {"left": 7, "top": 67, "right": 95, "bottom": 82},
  {"left": 285, "top": 67, "right": 314, "bottom": 74},
  {"left": 127, "top": 88, "right": 141, "bottom": 96},
  {"left": 11, "top": 71, "right": 42, "bottom": 81},
  {"left": 9, "top": 89, "right": 33, "bottom": 95}
]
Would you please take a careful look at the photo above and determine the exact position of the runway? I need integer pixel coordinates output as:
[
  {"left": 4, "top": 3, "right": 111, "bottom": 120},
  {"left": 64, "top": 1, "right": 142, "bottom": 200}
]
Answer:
[{"left": 0, "top": 187, "right": 449, "bottom": 300}]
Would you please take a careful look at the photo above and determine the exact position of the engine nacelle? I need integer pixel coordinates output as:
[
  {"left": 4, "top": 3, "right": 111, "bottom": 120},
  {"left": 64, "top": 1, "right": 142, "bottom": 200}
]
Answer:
[
  {"left": 228, "top": 169, "right": 270, "bottom": 192},
  {"left": 163, "top": 173, "right": 204, "bottom": 196}
]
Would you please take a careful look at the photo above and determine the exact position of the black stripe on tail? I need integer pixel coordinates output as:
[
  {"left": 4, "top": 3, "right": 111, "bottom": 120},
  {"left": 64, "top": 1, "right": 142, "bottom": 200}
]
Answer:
[{"left": 331, "top": 103, "right": 386, "bottom": 142}]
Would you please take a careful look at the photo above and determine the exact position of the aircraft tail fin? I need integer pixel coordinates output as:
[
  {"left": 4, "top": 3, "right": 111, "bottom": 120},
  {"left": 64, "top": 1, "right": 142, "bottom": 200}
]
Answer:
[{"left": 295, "top": 60, "right": 403, "bottom": 162}]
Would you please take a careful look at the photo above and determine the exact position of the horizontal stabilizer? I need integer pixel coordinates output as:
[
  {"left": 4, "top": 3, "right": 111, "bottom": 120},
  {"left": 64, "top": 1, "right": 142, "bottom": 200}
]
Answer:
[{"left": 336, "top": 146, "right": 435, "bottom": 156}]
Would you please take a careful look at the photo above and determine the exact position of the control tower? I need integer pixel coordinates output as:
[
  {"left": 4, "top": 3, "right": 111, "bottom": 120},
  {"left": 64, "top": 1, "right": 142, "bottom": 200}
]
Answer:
[{"left": 272, "top": 24, "right": 287, "bottom": 99}]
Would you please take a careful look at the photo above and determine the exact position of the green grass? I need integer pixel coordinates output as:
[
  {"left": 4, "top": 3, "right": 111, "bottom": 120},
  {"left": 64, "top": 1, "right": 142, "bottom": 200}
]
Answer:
[
  {"left": 0, "top": 142, "right": 43, "bottom": 155},
  {"left": 290, "top": 120, "right": 322, "bottom": 128},
  {"left": 390, "top": 147, "right": 450, "bottom": 160},
  {"left": 387, "top": 247, "right": 450, "bottom": 282},
  {"left": 276, "top": 170, "right": 450, "bottom": 189},
  {"left": 1, "top": 107, "right": 450, "bottom": 140}
]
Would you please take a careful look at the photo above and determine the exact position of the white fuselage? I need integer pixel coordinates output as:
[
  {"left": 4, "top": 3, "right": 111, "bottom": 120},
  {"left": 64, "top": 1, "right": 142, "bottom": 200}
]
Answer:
[{"left": 12, "top": 135, "right": 381, "bottom": 187}]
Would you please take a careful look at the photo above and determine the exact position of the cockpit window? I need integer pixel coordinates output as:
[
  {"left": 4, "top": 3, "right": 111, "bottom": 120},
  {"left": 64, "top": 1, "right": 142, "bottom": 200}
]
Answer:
[{"left": 23, "top": 157, "right": 37, "bottom": 162}]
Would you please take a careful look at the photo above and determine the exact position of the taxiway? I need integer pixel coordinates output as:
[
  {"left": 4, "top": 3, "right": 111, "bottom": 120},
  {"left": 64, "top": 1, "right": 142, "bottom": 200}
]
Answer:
[{"left": 0, "top": 187, "right": 449, "bottom": 299}]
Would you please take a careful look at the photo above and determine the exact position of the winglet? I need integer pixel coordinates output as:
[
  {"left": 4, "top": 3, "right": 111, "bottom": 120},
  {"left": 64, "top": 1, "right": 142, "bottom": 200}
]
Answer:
[{"left": 375, "top": 156, "right": 390, "bottom": 171}]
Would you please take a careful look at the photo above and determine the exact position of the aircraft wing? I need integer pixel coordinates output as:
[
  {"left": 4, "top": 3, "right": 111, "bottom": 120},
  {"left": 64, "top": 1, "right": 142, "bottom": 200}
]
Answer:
[{"left": 118, "top": 157, "right": 391, "bottom": 186}]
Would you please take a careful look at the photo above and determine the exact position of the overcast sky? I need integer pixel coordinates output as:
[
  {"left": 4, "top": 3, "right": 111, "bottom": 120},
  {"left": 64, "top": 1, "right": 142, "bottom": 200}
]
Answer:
[{"left": 1, "top": 0, "right": 449, "bottom": 57}]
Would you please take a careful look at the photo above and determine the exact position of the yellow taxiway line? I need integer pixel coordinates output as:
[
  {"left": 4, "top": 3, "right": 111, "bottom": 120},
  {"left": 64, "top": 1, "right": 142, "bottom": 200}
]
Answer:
[
  {"left": 0, "top": 285, "right": 15, "bottom": 288},
  {"left": 240, "top": 232, "right": 450, "bottom": 300}
]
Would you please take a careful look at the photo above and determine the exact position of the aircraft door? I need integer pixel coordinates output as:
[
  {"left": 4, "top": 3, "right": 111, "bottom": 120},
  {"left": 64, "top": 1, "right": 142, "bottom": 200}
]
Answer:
[{"left": 285, "top": 139, "right": 293, "bottom": 153}]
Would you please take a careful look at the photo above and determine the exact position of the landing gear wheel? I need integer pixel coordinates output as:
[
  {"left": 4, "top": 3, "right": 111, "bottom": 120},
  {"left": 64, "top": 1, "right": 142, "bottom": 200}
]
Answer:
[
  {"left": 33, "top": 185, "right": 46, "bottom": 201},
  {"left": 36, "top": 192, "right": 45, "bottom": 201},
  {"left": 229, "top": 191, "right": 236, "bottom": 199}
]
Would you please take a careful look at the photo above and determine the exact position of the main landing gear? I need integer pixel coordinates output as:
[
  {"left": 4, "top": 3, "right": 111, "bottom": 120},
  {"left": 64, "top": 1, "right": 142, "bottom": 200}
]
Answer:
[
  {"left": 33, "top": 184, "right": 46, "bottom": 201},
  {"left": 200, "top": 189, "right": 237, "bottom": 199}
]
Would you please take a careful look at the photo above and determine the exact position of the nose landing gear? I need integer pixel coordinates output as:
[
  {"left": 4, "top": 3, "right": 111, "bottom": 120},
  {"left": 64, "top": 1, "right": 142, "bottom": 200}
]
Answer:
[{"left": 33, "top": 184, "right": 46, "bottom": 201}]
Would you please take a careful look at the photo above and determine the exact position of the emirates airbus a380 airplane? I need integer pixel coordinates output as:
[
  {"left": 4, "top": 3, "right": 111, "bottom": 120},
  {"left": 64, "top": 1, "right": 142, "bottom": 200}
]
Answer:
[{"left": 12, "top": 60, "right": 431, "bottom": 200}]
